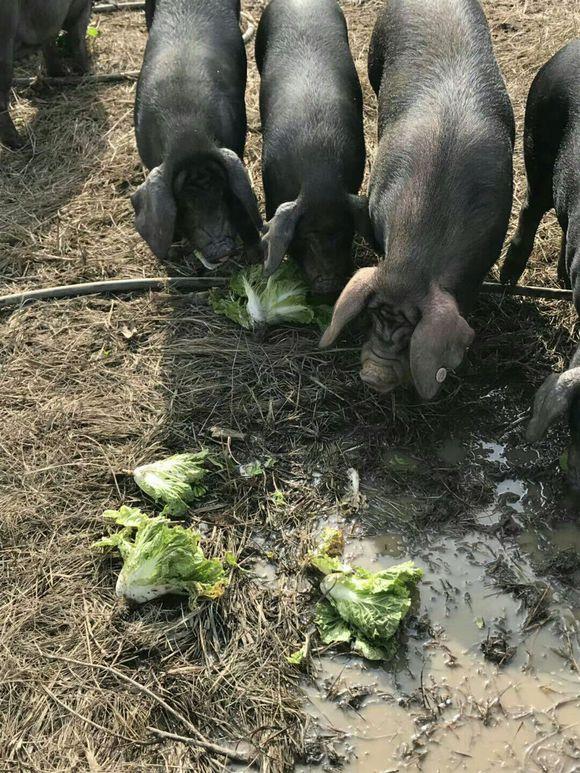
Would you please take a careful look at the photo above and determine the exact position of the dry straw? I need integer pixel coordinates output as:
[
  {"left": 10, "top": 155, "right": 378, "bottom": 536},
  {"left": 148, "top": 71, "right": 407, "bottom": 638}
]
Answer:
[{"left": 0, "top": 1, "right": 578, "bottom": 770}]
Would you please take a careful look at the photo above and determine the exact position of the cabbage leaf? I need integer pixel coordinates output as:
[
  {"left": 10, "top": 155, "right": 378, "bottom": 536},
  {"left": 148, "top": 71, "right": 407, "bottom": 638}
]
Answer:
[
  {"left": 309, "top": 530, "right": 423, "bottom": 661},
  {"left": 210, "top": 261, "right": 331, "bottom": 330},
  {"left": 133, "top": 452, "right": 209, "bottom": 517},
  {"left": 93, "top": 506, "right": 227, "bottom": 604}
]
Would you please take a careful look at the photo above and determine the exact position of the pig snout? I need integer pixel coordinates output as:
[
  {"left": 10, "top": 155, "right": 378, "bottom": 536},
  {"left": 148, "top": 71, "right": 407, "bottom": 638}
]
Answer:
[
  {"left": 360, "top": 336, "right": 412, "bottom": 394},
  {"left": 297, "top": 245, "right": 352, "bottom": 301},
  {"left": 190, "top": 234, "right": 237, "bottom": 270}
]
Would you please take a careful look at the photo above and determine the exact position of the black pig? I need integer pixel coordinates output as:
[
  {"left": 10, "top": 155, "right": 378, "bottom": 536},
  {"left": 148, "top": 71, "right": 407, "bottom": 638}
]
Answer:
[
  {"left": 500, "top": 40, "right": 580, "bottom": 489},
  {"left": 255, "top": 0, "right": 370, "bottom": 297},
  {"left": 320, "top": 0, "right": 515, "bottom": 399},
  {"left": 133, "top": 0, "right": 261, "bottom": 268},
  {"left": 0, "top": 0, "right": 91, "bottom": 149}
]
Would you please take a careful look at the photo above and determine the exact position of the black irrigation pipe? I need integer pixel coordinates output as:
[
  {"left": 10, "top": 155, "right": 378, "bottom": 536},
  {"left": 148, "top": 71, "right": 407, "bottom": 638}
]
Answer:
[
  {"left": 93, "top": 1, "right": 145, "bottom": 10},
  {"left": 0, "top": 277, "right": 227, "bottom": 309},
  {"left": 481, "top": 281, "right": 573, "bottom": 301},
  {"left": 0, "top": 277, "right": 572, "bottom": 310},
  {"left": 13, "top": 71, "right": 140, "bottom": 88}
]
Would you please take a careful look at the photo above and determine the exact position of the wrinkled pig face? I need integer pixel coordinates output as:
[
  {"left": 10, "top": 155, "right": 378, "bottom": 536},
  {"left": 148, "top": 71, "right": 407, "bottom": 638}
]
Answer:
[
  {"left": 320, "top": 268, "right": 475, "bottom": 400},
  {"left": 176, "top": 161, "right": 237, "bottom": 266},
  {"left": 359, "top": 301, "right": 417, "bottom": 393},
  {"left": 291, "top": 210, "right": 354, "bottom": 298}
]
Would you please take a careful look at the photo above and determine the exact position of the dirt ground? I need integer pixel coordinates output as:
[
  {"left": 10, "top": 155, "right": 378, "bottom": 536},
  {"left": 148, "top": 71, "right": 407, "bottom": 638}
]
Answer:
[{"left": 0, "top": 1, "right": 579, "bottom": 771}]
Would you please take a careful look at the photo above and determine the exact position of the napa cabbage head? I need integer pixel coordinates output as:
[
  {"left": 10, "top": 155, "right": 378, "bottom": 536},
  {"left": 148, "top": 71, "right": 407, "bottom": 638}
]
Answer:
[
  {"left": 309, "top": 530, "right": 423, "bottom": 660},
  {"left": 209, "top": 261, "right": 332, "bottom": 329},
  {"left": 133, "top": 452, "right": 209, "bottom": 516},
  {"left": 94, "top": 506, "right": 226, "bottom": 604}
]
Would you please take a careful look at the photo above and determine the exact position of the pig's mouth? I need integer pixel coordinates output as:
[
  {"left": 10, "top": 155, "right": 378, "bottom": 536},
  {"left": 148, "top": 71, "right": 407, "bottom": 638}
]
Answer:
[
  {"left": 191, "top": 246, "right": 240, "bottom": 271},
  {"left": 186, "top": 232, "right": 239, "bottom": 271}
]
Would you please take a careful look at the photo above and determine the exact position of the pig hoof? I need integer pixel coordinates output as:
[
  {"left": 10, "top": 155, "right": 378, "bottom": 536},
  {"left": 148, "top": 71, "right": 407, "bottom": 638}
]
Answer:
[
  {"left": 500, "top": 251, "right": 527, "bottom": 286},
  {"left": 1, "top": 132, "right": 26, "bottom": 151}
]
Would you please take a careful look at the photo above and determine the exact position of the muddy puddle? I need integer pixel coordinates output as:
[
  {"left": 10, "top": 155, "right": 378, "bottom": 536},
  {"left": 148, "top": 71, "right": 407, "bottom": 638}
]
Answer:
[{"left": 300, "top": 437, "right": 580, "bottom": 771}]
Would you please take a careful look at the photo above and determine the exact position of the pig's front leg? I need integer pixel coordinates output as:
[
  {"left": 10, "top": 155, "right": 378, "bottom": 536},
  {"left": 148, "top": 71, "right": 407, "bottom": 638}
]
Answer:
[
  {"left": 64, "top": 1, "right": 92, "bottom": 75},
  {"left": 0, "top": 1, "right": 22, "bottom": 149},
  {"left": 42, "top": 39, "right": 67, "bottom": 77}
]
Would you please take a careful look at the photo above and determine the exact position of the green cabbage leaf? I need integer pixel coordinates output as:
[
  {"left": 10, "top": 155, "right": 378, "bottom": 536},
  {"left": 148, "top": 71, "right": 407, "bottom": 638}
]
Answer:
[
  {"left": 210, "top": 262, "right": 332, "bottom": 329},
  {"left": 94, "top": 506, "right": 226, "bottom": 604},
  {"left": 309, "top": 530, "right": 423, "bottom": 660},
  {"left": 133, "top": 452, "right": 209, "bottom": 516}
]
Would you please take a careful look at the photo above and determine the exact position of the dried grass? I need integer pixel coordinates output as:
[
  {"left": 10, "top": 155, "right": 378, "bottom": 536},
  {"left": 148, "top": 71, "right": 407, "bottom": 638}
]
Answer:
[{"left": 0, "top": 1, "right": 579, "bottom": 770}]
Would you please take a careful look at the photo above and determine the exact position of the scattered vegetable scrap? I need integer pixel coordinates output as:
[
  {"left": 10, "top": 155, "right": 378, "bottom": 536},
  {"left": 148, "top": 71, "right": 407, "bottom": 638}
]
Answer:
[
  {"left": 93, "top": 506, "right": 227, "bottom": 604},
  {"left": 133, "top": 451, "right": 209, "bottom": 516},
  {"left": 238, "top": 457, "right": 276, "bottom": 478},
  {"left": 209, "top": 262, "right": 332, "bottom": 330},
  {"left": 308, "top": 529, "right": 423, "bottom": 661},
  {"left": 286, "top": 642, "right": 309, "bottom": 666}
]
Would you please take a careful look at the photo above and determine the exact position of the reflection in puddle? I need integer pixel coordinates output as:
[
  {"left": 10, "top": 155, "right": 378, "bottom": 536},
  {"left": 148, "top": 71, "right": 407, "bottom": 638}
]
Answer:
[
  {"left": 496, "top": 478, "right": 527, "bottom": 512},
  {"left": 479, "top": 440, "right": 508, "bottom": 465},
  {"left": 302, "top": 531, "right": 580, "bottom": 771}
]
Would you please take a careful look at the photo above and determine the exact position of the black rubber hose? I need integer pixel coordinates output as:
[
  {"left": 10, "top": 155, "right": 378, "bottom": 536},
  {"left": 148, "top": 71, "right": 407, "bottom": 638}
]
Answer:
[
  {"left": 480, "top": 281, "right": 573, "bottom": 301},
  {"left": 0, "top": 277, "right": 572, "bottom": 310},
  {"left": 0, "top": 277, "right": 227, "bottom": 309},
  {"left": 93, "top": 2, "right": 145, "bottom": 11},
  {"left": 13, "top": 71, "right": 140, "bottom": 87}
]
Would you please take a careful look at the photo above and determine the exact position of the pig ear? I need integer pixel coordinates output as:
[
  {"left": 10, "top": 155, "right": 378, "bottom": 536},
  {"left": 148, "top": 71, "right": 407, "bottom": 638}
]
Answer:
[
  {"left": 319, "top": 266, "right": 379, "bottom": 348},
  {"left": 131, "top": 165, "right": 176, "bottom": 259},
  {"left": 409, "top": 285, "right": 475, "bottom": 400},
  {"left": 217, "top": 147, "right": 263, "bottom": 232},
  {"left": 526, "top": 367, "right": 580, "bottom": 442},
  {"left": 262, "top": 200, "right": 302, "bottom": 276},
  {"left": 347, "top": 194, "right": 374, "bottom": 243}
]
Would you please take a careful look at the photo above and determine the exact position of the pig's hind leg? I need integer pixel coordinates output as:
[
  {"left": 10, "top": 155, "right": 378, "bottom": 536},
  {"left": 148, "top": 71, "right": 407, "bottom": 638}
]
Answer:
[
  {"left": 501, "top": 173, "right": 552, "bottom": 285},
  {"left": 501, "top": 130, "right": 554, "bottom": 286},
  {"left": 63, "top": 0, "right": 92, "bottom": 75}
]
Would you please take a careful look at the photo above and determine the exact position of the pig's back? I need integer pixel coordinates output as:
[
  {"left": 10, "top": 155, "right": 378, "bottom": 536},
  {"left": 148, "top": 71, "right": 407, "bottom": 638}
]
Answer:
[
  {"left": 525, "top": 40, "right": 580, "bottom": 213},
  {"left": 257, "top": 0, "right": 364, "bottom": 199},
  {"left": 368, "top": 0, "right": 514, "bottom": 306},
  {"left": 135, "top": 0, "right": 247, "bottom": 168},
  {"left": 369, "top": 0, "right": 512, "bottom": 134}
]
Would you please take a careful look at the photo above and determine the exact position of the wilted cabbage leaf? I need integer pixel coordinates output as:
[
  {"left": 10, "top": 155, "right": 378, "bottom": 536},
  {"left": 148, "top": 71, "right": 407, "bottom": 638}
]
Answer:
[
  {"left": 93, "top": 506, "right": 227, "bottom": 604},
  {"left": 308, "top": 528, "right": 351, "bottom": 576},
  {"left": 133, "top": 452, "right": 209, "bottom": 516},
  {"left": 210, "top": 262, "right": 331, "bottom": 330},
  {"left": 286, "top": 641, "right": 308, "bottom": 666},
  {"left": 309, "top": 530, "right": 423, "bottom": 661}
]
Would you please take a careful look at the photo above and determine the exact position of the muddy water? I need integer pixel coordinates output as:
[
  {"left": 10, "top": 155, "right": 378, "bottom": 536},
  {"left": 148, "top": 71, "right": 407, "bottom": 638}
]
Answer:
[{"left": 300, "top": 439, "right": 580, "bottom": 772}]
